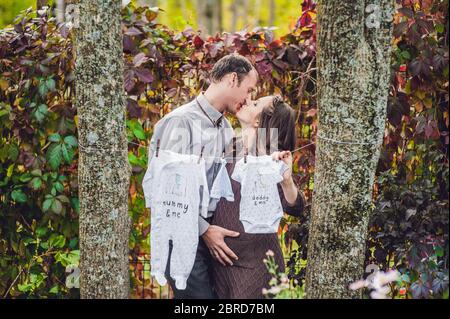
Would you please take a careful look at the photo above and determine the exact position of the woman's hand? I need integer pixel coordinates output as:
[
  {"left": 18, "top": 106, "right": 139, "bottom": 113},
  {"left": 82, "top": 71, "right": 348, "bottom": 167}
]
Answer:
[
  {"left": 271, "top": 150, "right": 293, "bottom": 182},
  {"left": 271, "top": 150, "right": 298, "bottom": 205}
]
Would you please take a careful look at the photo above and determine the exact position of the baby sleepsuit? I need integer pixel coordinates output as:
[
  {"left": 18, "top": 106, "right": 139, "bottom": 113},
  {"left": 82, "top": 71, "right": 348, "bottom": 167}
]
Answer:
[
  {"left": 231, "top": 155, "right": 288, "bottom": 234},
  {"left": 142, "top": 150, "right": 209, "bottom": 290}
]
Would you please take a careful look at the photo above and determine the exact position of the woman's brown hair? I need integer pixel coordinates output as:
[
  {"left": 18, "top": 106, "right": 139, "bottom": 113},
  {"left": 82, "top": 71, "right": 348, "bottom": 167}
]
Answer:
[{"left": 259, "top": 96, "right": 297, "bottom": 153}]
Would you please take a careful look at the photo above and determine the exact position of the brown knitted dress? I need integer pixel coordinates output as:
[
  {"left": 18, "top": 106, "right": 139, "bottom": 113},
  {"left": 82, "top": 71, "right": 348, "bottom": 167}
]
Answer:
[{"left": 211, "top": 159, "right": 305, "bottom": 299}]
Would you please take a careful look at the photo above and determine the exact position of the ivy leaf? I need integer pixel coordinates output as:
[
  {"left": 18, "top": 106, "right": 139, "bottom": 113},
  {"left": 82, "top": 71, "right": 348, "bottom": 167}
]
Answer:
[
  {"left": 133, "top": 125, "right": 146, "bottom": 140},
  {"left": 46, "top": 78, "right": 56, "bottom": 91},
  {"left": 61, "top": 144, "right": 73, "bottom": 164},
  {"left": 54, "top": 181, "right": 64, "bottom": 193},
  {"left": 33, "top": 104, "right": 48, "bottom": 122},
  {"left": 48, "top": 133, "right": 62, "bottom": 143},
  {"left": 35, "top": 226, "right": 47, "bottom": 237},
  {"left": 48, "top": 234, "right": 65, "bottom": 248},
  {"left": 71, "top": 197, "right": 80, "bottom": 214},
  {"left": 11, "top": 189, "right": 27, "bottom": 203},
  {"left": 46, "top": 144, "right": 62, "bottom": 170},
  {"left": 30, "top": 177, "right": 42, "bottom": 190},
  {"left": 51, "top": 199, "right": 63, "bottom": 214},
  {"left": 63, "top": 136, "right": 78, "bottom": 147},
  {"left": 42, "top": 198, "right": 53, "bottom": 212}
]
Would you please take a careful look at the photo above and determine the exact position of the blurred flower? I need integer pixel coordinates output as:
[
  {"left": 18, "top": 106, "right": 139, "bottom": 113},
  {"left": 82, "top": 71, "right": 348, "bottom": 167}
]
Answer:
[{"left": 266, "top": 250, "right": 275, "bottom": 257}]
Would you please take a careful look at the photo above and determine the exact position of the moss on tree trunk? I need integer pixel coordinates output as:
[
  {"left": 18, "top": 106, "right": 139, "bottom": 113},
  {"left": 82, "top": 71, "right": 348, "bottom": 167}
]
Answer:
[
  {"left": 305, "top": 0, "right": 395, "bottom": 298},
  {"left": 74, "top": 0, "right": 131, "bottom": 299}
]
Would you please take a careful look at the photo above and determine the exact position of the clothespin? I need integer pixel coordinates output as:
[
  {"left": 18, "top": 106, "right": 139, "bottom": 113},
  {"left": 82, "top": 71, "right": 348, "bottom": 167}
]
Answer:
[
  {"left": 156, "top": 139, "right": 160, "bottom": 157},
  {"left": 244, "top": 146, "right": 248, "bottom": 164},
  {"left": 198, "top": 146, "right": 205, "bottom": 164}
]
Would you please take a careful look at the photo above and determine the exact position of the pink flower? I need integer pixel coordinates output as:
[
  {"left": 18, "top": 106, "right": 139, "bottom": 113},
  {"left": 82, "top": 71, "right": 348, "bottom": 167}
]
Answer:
[{"left": 266, "top": 250, "right": 275, "bottom": 257}]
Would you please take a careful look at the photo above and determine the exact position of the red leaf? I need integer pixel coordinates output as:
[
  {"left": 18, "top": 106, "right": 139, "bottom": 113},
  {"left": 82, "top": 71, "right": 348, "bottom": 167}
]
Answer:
[
  {"left": 124, "top": 69, "right": 135, "bottom": 92},
  {"left": 193, "top": 36, "right": 204, "bottom": 49},
  {"left": 133, "top": 53, "right": 148, "bottom": 67},
  {"left": 135, "top": 68, "right": 154, "bottom": 83}
]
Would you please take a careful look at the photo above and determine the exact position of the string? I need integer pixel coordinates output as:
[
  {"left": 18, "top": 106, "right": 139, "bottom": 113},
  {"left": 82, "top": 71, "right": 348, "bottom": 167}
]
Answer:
[{"left": 78, "top": 134, "right": 382, "bottom": 158}]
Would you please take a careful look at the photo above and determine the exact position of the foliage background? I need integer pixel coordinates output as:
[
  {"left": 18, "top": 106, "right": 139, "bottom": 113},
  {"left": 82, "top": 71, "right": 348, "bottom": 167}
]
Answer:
[{"left": 0, "top": 0, "right": 448, "bottom": 298}]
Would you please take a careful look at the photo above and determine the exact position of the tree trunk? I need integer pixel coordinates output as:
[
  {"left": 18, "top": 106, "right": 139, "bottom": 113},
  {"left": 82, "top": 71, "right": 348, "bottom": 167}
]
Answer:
[
  {"left": 197, "top": 0, "right": 206, "bottom": 34},
  {"left": 269, "top": 0, "right": 275, "bottom": 26},
  {"left": 74, "top": 0, "right": 131, "bottom": 299},
  {"left": 213, "top": 0, "right": 223, "bottom": 34},
  {"left": 37, "top": 0, "right": 48, "bottom": 9},
  {"left": 231, "top": 0, "right": 238, "bottom": 32},
  {"left": 305, "top": 0, "right": 395, "bottom": 298},
  {"left": 56, "top": 0, "right": 65, "bottom": 22}
]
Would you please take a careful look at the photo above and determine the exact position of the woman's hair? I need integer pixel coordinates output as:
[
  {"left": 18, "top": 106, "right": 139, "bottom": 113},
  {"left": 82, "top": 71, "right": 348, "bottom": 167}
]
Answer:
[{"left": 259, "top": 96, "right": 297, "bottom": 153}]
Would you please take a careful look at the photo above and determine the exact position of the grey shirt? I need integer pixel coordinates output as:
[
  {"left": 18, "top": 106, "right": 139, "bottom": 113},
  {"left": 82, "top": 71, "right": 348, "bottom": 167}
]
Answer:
[{"left": 148, "top": 93, "right": 234, "bottom": 236}]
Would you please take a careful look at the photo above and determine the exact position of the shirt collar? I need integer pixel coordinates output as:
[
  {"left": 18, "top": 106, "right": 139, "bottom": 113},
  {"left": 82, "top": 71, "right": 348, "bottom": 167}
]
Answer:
[{"left": 197, "top": 92, "right": 224, "bottom": 125}]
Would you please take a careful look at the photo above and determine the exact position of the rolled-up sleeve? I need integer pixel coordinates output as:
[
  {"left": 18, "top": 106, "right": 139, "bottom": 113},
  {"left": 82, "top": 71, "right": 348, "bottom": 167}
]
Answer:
[{"left": 278, "top": 183, "right": 307, "bottom": 218}]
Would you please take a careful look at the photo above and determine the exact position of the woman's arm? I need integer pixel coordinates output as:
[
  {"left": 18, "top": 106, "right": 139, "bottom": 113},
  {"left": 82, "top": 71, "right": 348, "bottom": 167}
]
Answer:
[
  {"left": 272, "top": 150, "right": 307, "bottom": 217},
  {"left": 278, "top": 181, "right": 306, "bottom": 218}
]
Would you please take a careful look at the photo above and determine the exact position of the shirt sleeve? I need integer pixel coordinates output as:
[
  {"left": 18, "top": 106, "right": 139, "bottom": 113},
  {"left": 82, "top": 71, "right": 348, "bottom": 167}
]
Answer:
[
  {"left": 230, "top": 160, "right": 244, "bottom": 183},
  {"left": 210, "top": 160, "right": 234, "bottom": 202},
  {"left": 148, "top": 115, "right": 191, "bottom": 160},
  {"left": 277, "top": 183, "right": 307, "bottom": 218},
  {"left": 198, "top": 161, "right": 210, "bottom": 218}
]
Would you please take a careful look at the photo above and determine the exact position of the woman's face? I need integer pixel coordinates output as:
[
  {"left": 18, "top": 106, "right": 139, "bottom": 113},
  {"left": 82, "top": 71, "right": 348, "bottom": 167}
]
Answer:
[{"left": 236, "top": 96, "right": 274, "bottom": 127}]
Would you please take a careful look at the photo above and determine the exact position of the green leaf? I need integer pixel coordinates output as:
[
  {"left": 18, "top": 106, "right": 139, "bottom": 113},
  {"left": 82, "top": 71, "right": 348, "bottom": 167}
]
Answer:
[
  {"left": 35, "top": 226, "right": 47, "bottom": 237},
  {"left": 31, "top": 169, "right": 42, "bottom": 177},
  {"left": 42, "top": 198, "right": 53, "bottom": 212},
  {"left": 435, "top": 246, "right": 444, "bottom": 257},
  {"left": 56, "top": 195, "right": 70, "bottom": 203},
  {"left": 19, "top": 173, "right": 32, "bottom": 183},
  {"left": 55, "top": 181, "right": 64, "bottom": 193},
  {"left": 51, "top": 199, "right": 63, "bottom": 214},
  {"left": 48, "top": 133, "right": 61, "bottom": 143},
  {"left": 64, "top": 136, "right": 78, "bottom": 147},
  {"left": 49, "top": 285, "right": 59, "bottom": 294},
  {"left": 401, "top": 50, "right": 411, "bottom": 60},
  {"left": 48, "top": 234, "right": 65, "bottom": 248},
  {"left": 133, "top": 126, "right": 146, "bottom": 140},
  {"left": 8, "top": 144, "right": 19, "bottom": 161},
  {"left": 436, "top": 23, "right": 444, "bottom": 33},
  {"left": 33, "top": 104, "right": 48, "bottom": 122},
  {"left": 71, "top": 197, "right": 80, "bottom": 214},
  {"left": 18, "top": 283, "right": 32, "bottom": 292},
  {"left": 30, "top": 177, "right": 42, "bottom": 190},
  {"left": 11, "top": 189, "right": 27, "bottom": 203},
  {"left": 46, "top": 78, "right": 56, "bottom": 91},
  {"left": 38, "top": 82, "right": 47, "bottom": 97},
  {"left": 46, "top": 144, "right": 62, "bottom": 170},
  {"left": 61, "top": 144, "right": 74, "bottom": 164}
]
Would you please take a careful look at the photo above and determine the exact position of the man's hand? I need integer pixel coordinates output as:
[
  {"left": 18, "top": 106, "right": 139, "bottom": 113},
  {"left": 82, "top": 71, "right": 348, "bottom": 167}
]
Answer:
[{"left": 202, "top": 225, "right": 239, "bottom": 266}]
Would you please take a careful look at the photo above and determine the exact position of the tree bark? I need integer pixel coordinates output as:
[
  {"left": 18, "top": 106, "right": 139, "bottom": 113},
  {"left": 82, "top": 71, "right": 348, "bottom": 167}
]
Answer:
[
  {"left": 37, "top": 0, "right": 48, "bottom": 9},
  {"left": 305, "top": 0, "right": 395, "bottom": 298},
  {"left": 269, "top": 0, "right": 275, "bottom": 26},
  {"left": 74, "top": 0, "right": 131, "bottom": 298}
]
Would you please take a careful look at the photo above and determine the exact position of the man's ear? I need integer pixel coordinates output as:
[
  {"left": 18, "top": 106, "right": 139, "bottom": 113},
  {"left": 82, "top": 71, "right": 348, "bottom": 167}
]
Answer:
[{"left": 229, "top": 72, "right": 237, "bottom": 87}]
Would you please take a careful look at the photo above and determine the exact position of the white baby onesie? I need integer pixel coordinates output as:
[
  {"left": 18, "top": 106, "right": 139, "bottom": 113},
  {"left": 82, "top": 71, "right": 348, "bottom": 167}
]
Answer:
[
  {"left": 231, "top": 155, "right": 288, "bottom": 234},
  {"left": 210, "top": 158, "right": 234, "bottom": 202},
  {"left": 142, "top": 150, "right": 209, "bottom": 290}
]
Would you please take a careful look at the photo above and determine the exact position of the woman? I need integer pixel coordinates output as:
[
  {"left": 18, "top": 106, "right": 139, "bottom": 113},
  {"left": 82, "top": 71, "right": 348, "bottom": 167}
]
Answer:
[{"left": 211, "top": 95, "right": 307, "bottom": 299}]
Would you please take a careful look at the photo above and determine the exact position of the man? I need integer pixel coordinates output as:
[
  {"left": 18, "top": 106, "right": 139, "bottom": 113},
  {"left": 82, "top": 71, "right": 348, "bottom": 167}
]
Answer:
[{"left": 147, "top": 53, "right": 259, "bottom": 298}]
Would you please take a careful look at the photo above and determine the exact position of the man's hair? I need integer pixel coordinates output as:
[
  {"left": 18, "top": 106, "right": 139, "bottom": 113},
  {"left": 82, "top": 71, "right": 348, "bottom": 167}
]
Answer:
[{"left": 210, "top": 53, "right": 255, "bottom": 85}]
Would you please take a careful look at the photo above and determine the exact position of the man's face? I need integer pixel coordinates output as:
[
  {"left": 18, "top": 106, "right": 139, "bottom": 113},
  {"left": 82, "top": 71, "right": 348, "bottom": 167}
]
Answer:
[{"left": 226, "top": 69, "right": 258, "bottom": 115}]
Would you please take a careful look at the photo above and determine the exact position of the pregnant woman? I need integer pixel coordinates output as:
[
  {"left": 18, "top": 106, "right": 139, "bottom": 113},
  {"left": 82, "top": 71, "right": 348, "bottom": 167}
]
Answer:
[{"left": 210, "top": 95, "right": 307, "bottom": 299}]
